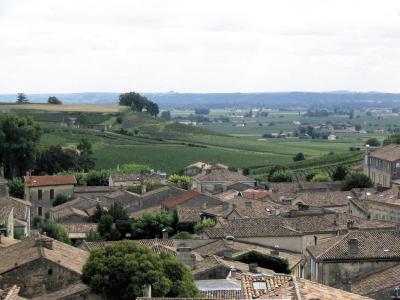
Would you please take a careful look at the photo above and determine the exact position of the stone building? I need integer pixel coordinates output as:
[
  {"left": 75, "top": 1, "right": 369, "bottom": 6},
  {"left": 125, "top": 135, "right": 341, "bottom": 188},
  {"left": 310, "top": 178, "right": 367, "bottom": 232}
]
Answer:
[
  {"left": 0, "top": 235, "right": 89, "bottom": 298},
  {"left": 24, "top": 175, "right": 76, "bottom": 219},
  {"left": 364, "top": 144, "right": 400, "bottom": 188},
  {"left": 307, "top": 230, "right": 400, "bottom": 291}
]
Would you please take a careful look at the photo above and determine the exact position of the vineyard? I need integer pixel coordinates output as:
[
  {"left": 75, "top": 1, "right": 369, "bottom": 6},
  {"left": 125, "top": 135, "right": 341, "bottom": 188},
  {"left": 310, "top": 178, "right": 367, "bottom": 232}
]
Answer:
[{"left": 250, "top": 151, "right": 364, "bottom": 182}]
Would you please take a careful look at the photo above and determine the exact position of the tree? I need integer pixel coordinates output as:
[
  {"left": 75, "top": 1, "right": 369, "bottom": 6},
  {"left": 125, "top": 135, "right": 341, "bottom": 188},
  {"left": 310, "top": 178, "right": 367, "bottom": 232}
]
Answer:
[
  {"left": 35, "top": 217, "right": 70, "bottom": 244},
  {"left": 0, "top": 114, "right": 41, "bottom": 177},
  {"left": 16, "top": 93, "right": 28, "bottom": 104},
  {"left": 349, "top": 109, "right": 354, "bottom": 119},
  {"left": 293, "top": 152, "right": 305, "bottom": 162},
  {"left": 366, "top": 138, "right": 380, "bottom": 147},
  {"left": 7, "top": 177, "right": 24, "bottom": 198},
  {"left": 341, "top": 173, "right": 373, "bottom": 191},
  {"left": 168, "top": 174, "right": 191, "bottom": 189},
  {"left": 171, "top": 231, "right": 193, "bottom": 239},
  {"left": 109, "top": 202, "right": 129, "bottom": 221},
  {"left": 82, "top": 241, "right": 199, "bottom": 300},
  {"left": 383, "top": 135, "right": 400, "bottom": 146},
  {"left": 76, "top": 114, "right": 90, "bottom": 126},
  {"left": 161, "top": 111, "right": 172, "bottom": 121},
  {"left": 194, "top": 218, "right": 216, "bottom": 232},
  {"left": 331, "top": 165, "right": 348, "bottom": 181},
  {"left": 311, "top": 173, "right": 330, "bottom": 182},
  {"left": 270, "top": 170, "right": 294, "bottom": 182},
  {"left": 77, "top": 139, "right": 95, "bottom": 171},
  {"left": 131, "top": 211, "right": 174, "bottom": 239},
  {"left": 119, "top": 92, "right": 159, "bottom": 117},
  {"left": 97, "top": 214, "right": 114, "bottom": 239},
  {"left": 85, "top": 170, "right": 109, "bottom": 186},
  {"left": 36, "top": 145, "right": 80, "bottom": 174},
  {"left": 48, "top": 96, "right": 62, "bottom": 104}
]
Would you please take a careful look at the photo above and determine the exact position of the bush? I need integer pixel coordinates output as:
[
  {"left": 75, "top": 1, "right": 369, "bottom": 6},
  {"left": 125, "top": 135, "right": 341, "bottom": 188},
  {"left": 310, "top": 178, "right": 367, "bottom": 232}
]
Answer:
[
  {"left": 194, "top": 218, "right": 216, "bottom": 232},
  {"left": 341, "top": 173, "right": 373, "bottom": 191},
  {"left": 331, "top": 165, "right": 348, "bottom": 181},
  {"left": 7, "top": 177, "right": 24, "bottom": 198},
  {"left": 234, "top": 251, "right": 290, "bottom": 274},
  {"left": 366, "top": 138, "right": 380, "bottom": 147},
  {"left": 168, "top": 174, "right": 191, "bottom": 189},
  {"left": 293, "top": 152, "right": 305, "bottom": 162},
  {"left": 35, "top": 217, "right": 70, "bottom": 244},
  {"left": 270, "top": 170, "right": 294, "bottom": 182},
  {"left": 86, "top": 170, "right": 109, "bottom": 186},
  {"left": 311, "top": 173, "right": 330, "bottom": 182},
  {"left": 131, "top": 211, "right": 174, "bottom": 239}
]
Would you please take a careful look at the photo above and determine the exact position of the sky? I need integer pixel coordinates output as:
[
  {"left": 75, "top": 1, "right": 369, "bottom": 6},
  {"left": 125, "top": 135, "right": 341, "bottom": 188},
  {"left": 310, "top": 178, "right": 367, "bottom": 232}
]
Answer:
[{"left": 0, "top": 0, "right": 400, "bottom": 93}]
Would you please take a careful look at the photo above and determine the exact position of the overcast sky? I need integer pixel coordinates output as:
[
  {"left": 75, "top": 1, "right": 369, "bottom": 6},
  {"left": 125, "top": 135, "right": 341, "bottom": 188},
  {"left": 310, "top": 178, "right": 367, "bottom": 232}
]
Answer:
[{"left": 0, "top": 0, "right": 400, "bottom": 93}]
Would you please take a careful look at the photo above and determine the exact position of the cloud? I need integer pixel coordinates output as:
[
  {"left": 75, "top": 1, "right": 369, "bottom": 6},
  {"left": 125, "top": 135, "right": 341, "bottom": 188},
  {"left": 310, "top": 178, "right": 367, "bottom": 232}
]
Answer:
[{"left": 0, "top": 0, "right": 400, "bottom": 93}]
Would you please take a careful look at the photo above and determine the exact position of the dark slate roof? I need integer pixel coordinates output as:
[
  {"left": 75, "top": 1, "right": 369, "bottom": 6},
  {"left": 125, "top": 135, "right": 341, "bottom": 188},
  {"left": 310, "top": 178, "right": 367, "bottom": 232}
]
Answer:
[{"left": 307, "top": 230, "right": 400, "bottom": 261}]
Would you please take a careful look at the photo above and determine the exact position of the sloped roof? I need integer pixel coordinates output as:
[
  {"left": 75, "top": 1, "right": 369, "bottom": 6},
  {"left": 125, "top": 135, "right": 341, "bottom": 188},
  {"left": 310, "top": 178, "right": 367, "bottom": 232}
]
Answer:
[
  {"left": 307, "top": 230, "right": 400, "bottom": 261},
  {"left": 240, "top": 189, "right": 271, "bottom": 200},
  {"left": 24, "top": 176, "right": 76, "bottom": 187},
  {"left": 110, "top": 173, "right": 142, "bottom": 182},
  {"left": 162, "top": 191, "right": 202, "bottom": 208},
  {"left": 351, "top": 263, "right": 400, "bottom": 297},
  {"left": 369, "top": 144, "right": 400, "bottom": 161},
  {"left": 178, "top": 207, "right": 202, "bottom": 223},
  {"left": 295, "top": 191, "right": 350, "bottom": 208},
  {"left": 0, "top": 235, "right": 88, "bottom": 275},
  {"left": 0, "top": 285, "right": 25, "bottom": 300},
  {"left": 30, "top": 283, "right": 90, "bottom": 300},
  {"left": 241, "top": 274, "right": 372, "bottom": 299},
  {"left": 0, "top": 198, "right": 13, "bottom": 224},
  {"left": 193, "top": 169, "right": 254, "bottom": 183}
]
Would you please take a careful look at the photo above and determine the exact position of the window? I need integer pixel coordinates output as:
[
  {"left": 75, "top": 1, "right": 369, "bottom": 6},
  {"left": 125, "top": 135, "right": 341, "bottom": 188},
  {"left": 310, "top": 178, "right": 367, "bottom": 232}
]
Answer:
[
  {"left": 38, "top": 189, "right": 42, "bottom": 200},
  {"left": 48, "top": 269, "right": 53, "bottom": 275},
  {"left": 50, "top": 189, "right": 55, "bottom": 200},
  {"left": 38, "top": 207, "right": 42, "bottom": 216}
]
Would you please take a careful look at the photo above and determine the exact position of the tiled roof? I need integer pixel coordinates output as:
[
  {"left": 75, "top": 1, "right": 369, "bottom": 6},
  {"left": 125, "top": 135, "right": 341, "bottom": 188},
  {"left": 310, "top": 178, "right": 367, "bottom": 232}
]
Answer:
[
  {"left": 73, "top": 186, "right": 120, "bottom": 193},
  {"left": 0, "top": 198, "right": 13, "bottom": 224},
  {"left": 24, "top": 175, "right": 76, "bottom": 187},
  {"left": 240, "top": 189, "right": 271, "bottom": 200},
  {"left": 203, "top": 213, "right": 396, "bottom": 239},
  {"left": 0, "top": 285, "right": 25, "bottom": 300},
  {"left": 178, "top": 207, "right": 202, "bottom": 223},
  {"left": 295, "top": 191, "right": 350, "bottom": 208},
  {"left": 162, "top": 191, "right": 202, "bottom": 208},
  {"left": 241, "top": 274, "right": 372, "bottom": 299},
  {"left": 200, "top": 289, "right": 242, "bottom": 299},
  {"left": 110, "top": 173, "right": 142, "bottom": 182},
  {"left": 351, "top": 263, "right": 400, "bottom": 297},
  {"left": 129, "top": 205, "right": 162, "bottom": 218},
  {"left": 0, "top": 197, "right": 30, "bottom": 224},
  {"left": 369, "top": 144, "right": 400, "bottom": 161},
  {"left": 227, "top": 183, "right": 256, "bottom": 192},
  {"left": 0, "top": 235, "right": 89, "bottom": 275},
  {"left": 0, "top": 236, "right": 20, "bottom": 248},
  {"left": 193, "top": 169, "right": 254, "bottom": 183},
  {"left": 203, "top": 217, "right": 302, "bottom": 238},
  {"left": 307, "top": 230, "right": 400, "bottom": 261}
]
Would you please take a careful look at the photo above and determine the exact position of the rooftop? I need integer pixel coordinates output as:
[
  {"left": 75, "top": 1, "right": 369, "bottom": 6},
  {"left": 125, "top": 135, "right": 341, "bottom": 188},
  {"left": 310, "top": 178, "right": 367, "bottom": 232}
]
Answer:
[
  {"left": 369, "top": 144, "right": 400, "bottom": 161},
  {"left": 307, "top": 230, "right": 400, "bottom": 261},
  {"left": 193, "top": 169, "right": 254, "bottom": 183},
  {"left": 24, "top": 175, "right": 76, "bottom": 187}
]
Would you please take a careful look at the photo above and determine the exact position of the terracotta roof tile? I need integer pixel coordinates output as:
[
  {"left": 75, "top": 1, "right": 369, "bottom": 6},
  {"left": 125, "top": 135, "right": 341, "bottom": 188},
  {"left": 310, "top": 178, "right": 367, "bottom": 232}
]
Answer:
[
  {"left": 24, "top": 176, "right": 76, "bottom": 187},
  {"left": 162, "top": 191, "right": 202, "bottom": 208}
]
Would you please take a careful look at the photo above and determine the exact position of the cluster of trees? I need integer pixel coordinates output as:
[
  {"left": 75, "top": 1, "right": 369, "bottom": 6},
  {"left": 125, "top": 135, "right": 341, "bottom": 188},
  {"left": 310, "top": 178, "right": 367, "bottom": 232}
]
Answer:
[
  {"left": 34, "top": 216, "right": 70, "bottom": 244},
  {"left": 194, "top": 108, "right": 210, "bottom": 115},
  {"left": 119, "top": 92, "right": 159, "bottom": 116},
  {"left": 82, "top": 241, "right": 199, "bottom": 300},
  {"left": 168, "top": 174, "right": 192, "bottom": 189},
  {"left": 295, "top": 126, "right": 330, "bottom": 140},
  {"left": 48, "top": 96, "right": 62, "bottom": 104},
  {"left": 36, "top": 140, "right": 95, "bottom": 174}
]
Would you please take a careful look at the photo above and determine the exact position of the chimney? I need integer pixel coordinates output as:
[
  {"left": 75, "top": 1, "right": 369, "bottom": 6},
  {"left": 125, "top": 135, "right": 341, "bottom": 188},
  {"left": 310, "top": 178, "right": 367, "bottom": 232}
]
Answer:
[
  {"left": 35, "top": 237, "right": 53, "bottom": 250},
  {"left": 230, "top": 267, "right": 237, "bottom": 279},
  {"left": 162, "top": 229, "right": 169, "bottom": 240},
  {"left": 347, "top": 219, "right": 357, "bottom": 230},
  {"left": 249, "top": 263, "right": 258, "bottom": 273},
  {"left": 223, "top": 248, "right": 233, "bottom": 260},
  {"left": 348, "top": 238, "right": 359, "bottom": 256},
  {"left": 177, "top": 245, "right": 196, "bottom": 270},
  {"left": 225, "top": 235, "right": 234, "bottom": 245},
  {"left": 142, "top": 284, "right": 152, "bottom": 298},
  {"left": 271, "top": 246, "right": 280, "bottom": 256},
  {"left": 141, "top": 184, "right": 147, "bottom": 194}
]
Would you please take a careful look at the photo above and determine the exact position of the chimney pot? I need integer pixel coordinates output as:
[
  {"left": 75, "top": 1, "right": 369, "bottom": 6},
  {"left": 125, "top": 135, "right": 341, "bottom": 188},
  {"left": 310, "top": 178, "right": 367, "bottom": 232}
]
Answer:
[
  {"left": 249, "top": 263, "right": 258, "bottom": 273},
  {"left": 162, "top": 229, "right": 168, "bottom": 240},
  {"left": 223, "top": 248, "right": 233, "bottom": 260}
]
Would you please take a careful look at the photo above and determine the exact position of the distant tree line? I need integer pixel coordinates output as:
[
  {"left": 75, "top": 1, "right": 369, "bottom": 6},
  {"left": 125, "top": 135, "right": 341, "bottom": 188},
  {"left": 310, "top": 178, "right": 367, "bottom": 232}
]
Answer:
[{"left": 119, "top": 92, "right": 159, "bottom": 116}]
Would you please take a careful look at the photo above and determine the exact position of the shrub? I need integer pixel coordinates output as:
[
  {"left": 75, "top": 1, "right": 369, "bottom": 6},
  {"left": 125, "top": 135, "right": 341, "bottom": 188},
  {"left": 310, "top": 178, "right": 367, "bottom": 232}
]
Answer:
[
  {"left": 270, "top": 170, "right": 294, "bottom": 182},
  {"left": 7, "top": 177, "right": 24, "bottom": 198},
  {"left": 293, "top": 152, "right": 305, "bottom": 162},
  {"left": 331, "top": 165, "right": 348, "bottom": 181},
  {"left": 311, "top": 173, "right": 330, "bottom": 182},
  {"left": 365, "top": 138, "right": 380, "bottom": 147},
  {"left": 171, "top": 231, "right": 193, "bottom": 240},
  {"left": 168, "top": 174, "right": 191, "bottom": 189},
  {"left": 341, "top": 173, "right": 373, "bottom": 191},
  {"left": 194, "top": 218, "right": 216, "bottom": 232}
]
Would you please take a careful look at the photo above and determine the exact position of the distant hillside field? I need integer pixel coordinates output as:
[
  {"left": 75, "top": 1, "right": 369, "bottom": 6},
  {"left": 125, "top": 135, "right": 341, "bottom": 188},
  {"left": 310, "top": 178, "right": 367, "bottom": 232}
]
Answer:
[{"left": 0, "top": 103, "right": 120, "bottom": 113}]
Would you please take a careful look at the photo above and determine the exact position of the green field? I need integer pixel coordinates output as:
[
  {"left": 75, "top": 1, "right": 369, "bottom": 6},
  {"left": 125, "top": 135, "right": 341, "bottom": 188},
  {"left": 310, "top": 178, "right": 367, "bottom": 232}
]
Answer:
[{"left": 3, "top": 105, "right": 375, "bottom": 175}]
